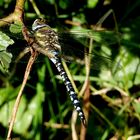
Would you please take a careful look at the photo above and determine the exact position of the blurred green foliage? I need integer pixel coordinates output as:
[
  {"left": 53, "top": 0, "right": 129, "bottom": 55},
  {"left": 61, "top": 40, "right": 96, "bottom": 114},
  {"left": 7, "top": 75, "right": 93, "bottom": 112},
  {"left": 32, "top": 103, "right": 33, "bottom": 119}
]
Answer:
[{"left": 0, "top": 0, "right": 140, "bottom": 140}]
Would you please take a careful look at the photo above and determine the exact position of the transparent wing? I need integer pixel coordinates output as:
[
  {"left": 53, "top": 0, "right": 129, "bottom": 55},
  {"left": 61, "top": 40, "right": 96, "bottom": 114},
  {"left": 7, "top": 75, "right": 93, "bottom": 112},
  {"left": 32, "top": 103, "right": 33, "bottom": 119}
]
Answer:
[
  {"left": 58, "top": 30, "right": 120, "bottom": 45},
  {"left": 57, "top": 30, "right": 121, "bottom": 71},
  {"left": 0, "top": 20, "right": 121, "bottom": 71}
]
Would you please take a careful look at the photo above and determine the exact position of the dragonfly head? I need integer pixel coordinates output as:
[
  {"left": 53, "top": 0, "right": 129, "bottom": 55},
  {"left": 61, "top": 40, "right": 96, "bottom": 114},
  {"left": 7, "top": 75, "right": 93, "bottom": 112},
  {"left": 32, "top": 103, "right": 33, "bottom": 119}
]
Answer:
[{"left": 32, "top": 18, "right": 49, "bottom": 31}]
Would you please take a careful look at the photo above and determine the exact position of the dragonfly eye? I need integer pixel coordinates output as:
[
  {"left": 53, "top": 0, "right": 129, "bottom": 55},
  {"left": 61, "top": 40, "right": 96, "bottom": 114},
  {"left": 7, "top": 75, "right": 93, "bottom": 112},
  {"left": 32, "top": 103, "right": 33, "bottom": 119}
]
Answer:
[{"left": 32, "top": 19, "right": 48, "bottom": 31}]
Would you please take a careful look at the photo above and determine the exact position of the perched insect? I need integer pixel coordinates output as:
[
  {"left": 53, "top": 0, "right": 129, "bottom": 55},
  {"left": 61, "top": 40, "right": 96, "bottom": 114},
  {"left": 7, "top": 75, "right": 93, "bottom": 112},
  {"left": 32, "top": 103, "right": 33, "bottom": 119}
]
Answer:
[
  {"left": 31, "top": 19, "right": 87, "bottom": 126},
  {"left": 0, "top": 18, "right": 121, "bottom": 126}
]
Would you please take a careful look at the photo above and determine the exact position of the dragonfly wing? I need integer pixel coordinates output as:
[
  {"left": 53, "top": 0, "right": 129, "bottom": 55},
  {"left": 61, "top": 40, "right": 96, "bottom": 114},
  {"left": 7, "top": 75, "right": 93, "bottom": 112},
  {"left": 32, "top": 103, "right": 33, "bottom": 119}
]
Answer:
[
  {"left": 58, "top": 30, "right": 121, "bottom": 46},
  {"left": 57, "top": 30, "right": 121, "bottom": 71},
  {"left": 0, "top": 20, "right": 121, "bottom": 71}
]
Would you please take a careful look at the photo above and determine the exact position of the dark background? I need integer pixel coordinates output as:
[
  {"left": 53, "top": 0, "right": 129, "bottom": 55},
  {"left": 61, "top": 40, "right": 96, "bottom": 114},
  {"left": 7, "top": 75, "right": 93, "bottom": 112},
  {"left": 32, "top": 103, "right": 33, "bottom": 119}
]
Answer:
[{"left": 0, "top": 0, "right": 140, "bottom": 139}]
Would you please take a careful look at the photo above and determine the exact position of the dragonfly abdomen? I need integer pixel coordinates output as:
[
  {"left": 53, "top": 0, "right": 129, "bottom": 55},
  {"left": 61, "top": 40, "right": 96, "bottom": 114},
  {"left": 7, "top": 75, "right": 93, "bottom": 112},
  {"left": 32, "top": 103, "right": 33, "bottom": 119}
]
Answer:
[{"left": 50, "top": 56, "right": 86, "bottom": 126}]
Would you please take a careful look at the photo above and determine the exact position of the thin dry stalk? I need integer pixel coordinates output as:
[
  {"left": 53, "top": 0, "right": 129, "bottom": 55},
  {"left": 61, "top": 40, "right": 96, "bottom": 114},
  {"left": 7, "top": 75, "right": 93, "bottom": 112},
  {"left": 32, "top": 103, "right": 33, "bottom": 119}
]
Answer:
[{"left": 6, "top": 49, "right": 38, "bottom": 140}]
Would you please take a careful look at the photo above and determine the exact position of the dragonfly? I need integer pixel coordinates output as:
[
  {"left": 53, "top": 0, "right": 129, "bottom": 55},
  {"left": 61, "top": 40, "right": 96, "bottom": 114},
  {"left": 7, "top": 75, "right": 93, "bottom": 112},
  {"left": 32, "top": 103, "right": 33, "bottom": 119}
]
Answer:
[{"left": 0, "top": 19, "right": 121, "bottom": 126}]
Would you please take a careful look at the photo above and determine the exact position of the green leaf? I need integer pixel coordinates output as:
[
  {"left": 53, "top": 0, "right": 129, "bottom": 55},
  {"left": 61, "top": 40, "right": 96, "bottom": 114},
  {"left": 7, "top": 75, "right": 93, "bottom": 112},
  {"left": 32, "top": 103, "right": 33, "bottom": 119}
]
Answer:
[
  {"left": 0, "top": 86, "right": 20, "bottom": 127},
  {"left": 103, "top": 47, "right": 140, "bottom": 89},
  {"left": 72, "top": 13, "right": 86, "bottom": 24},
  {"left": 59, "top": 0, "right": 70, "bottom": 9},
  {"left": 47, "top": 0, "right": 55, "bottom": 4},
  {"left": 0, "top": 86, "right": 20, "bottom": 106},
  {"left": 0, "top": 51, "right": 12, "bottom": 71},
  {"left": 0, "top": 31, "right": 14, "bottom": 50},
  {"left": 133, "top": 101, "right": 140, "bottom": 114},
  {"left": 12, "top": 83, "right": 44, "bottom": 138},
  {"left": 87, "top": 0, "right": 98, "bottom": 8},
  {"left": 9, "top": 22, "right": 22, "bottom": 34},
  {"left": 0, "top": 31, "right": 14, "bottom": 71}
]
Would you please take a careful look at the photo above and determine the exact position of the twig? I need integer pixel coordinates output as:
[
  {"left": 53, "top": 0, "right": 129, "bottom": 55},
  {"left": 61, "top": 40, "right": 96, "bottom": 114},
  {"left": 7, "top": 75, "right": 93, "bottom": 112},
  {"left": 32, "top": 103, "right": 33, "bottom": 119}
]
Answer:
[
  {"left": 71, "top": 111, "right": 78, "bottom": 140},
  {"left": 92, "top": 87, "right": 112, "bottom": 95},
  {"left": 29, "top": 0, "right": 43, "bottom": 18},
  {"left": 127, "top": 135, "right": 140, "bottom": 140},
  {"left": 6, "top": 48, "right": 38, "bottom": 140},
  {"left": 80, "top": 81, "right": 90, "bottom": 140},
  {"left": 44, "top": 122, "right": 69, "bottom": 129},
  {"left": 79, "top": 32, "right": 93, "bottom": 139},
  {"left": 0, "top": 0, "right": 25, "bottom": 27},
  {"left": 8, "top": 47, "right": 30, "bottom": 80},
  {"left": 65, "top": 20, "right": 81, "bottom": 26},
  {"left": 4, "top": 1, "right": 38, "bottom": 138}
]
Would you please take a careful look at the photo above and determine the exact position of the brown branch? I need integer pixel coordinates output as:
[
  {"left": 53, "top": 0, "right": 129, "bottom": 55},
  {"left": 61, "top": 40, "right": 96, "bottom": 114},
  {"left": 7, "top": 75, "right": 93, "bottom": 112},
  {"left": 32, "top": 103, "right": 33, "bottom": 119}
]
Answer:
[
  {"left": 0, "top": 0, "right": 26, "bottom": 26},
  {"left": 44, "top": 122, "right": 69, "bottom": 129},
  {"left": 2, "top": 1, "right": 39, "bottom": 139},
  {"left": 6, "top": 48, "right": 38, "bottom": 140},
  {"left": 80, "top": 81, "right": 90, "bottom": 140}
]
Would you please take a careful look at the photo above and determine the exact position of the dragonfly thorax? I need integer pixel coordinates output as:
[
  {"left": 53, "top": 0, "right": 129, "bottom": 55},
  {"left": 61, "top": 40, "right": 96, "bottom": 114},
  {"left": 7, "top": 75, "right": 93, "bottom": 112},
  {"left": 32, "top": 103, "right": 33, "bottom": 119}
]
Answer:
[{"left": 32, "top": 19, "right": 61, "bottom": 59}]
